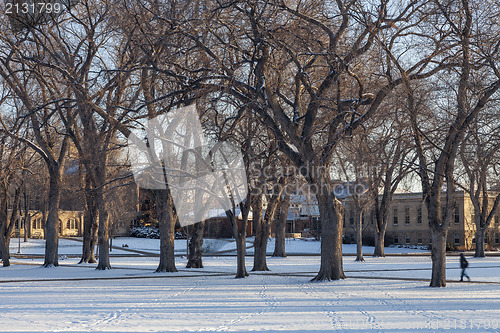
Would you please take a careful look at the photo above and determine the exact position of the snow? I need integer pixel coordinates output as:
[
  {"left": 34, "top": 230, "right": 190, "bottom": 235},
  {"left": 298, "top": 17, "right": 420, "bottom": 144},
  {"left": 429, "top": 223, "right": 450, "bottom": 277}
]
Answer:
[
  {"left": 2, "top": 239, "right": 500, "bottom": 332},
  {"left": 9, "top": 237, "right": 432, "bottom": 257}
]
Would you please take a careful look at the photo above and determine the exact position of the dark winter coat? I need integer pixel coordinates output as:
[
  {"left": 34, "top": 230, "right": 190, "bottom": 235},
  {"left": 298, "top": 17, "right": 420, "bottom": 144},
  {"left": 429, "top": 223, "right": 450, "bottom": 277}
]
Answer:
[{"left": 460, "top": 254, "right": 468, "bottom": 269}]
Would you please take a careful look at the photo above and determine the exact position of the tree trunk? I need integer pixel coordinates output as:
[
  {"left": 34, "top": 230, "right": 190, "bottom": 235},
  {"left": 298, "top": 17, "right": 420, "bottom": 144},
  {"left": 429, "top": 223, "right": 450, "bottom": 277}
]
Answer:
[
  {"left": 80, "top": 177, "right": 98, "bottom": 264},
  {"left": 186, "top": 221, "right": 204, "bottom": 268},
  {"left": 474, "top": 228, "right": 486, "bottom": 258},
  {"left": 0, "top": 234, "right": 9, "bottom": 267},
  {"left": 155, "top": 189, "right": 177, "bottom": 273},
  {"left": 43, "top": 170, "right": 61, "bottom": 268},
  {"left": 373, "top": 226, "right": 386, "bottom": 257},
  {"left": 96, "top": 186, "right": 111, "bottom": 270},
  {"left": 25, "top": 213, "right": 31, "bottom": 241},
  {"left": 0, "top": 187, "right": 9, "bottom": 266},
  {"left": 312, "top": 186, "right": 345, "bottom": 281},
  {"left": 273, "top": 194, "right": 289, "bottom": 257},
  {"left": 430, "top": 227, "right": 448, "bottom": 287},
  {"left": 252, "top": 195, "right": 269, "bottom": 271},
  {"left": 355, "top": 210, "right": 364, "bottom": 262},
  {"left": 4, "top": 187, "right": 22, "bottom": 257},
  {"left": 235, "top": 231, "right": 248, "bottom": 278},
  {"left": 230, "top": 202, "right": 249, "bottom": 279}
]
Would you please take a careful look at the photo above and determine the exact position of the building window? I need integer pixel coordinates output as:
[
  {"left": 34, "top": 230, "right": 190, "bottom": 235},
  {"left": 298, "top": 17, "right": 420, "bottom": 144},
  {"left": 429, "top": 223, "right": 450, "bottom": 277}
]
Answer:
[
  {"left": 454, "top": 207, "right": 460, "bottom": 224},
  {"left": 417, "top": 207, "right": 422, "bottom": 224},
  {"left": 495, "top": 234, "right": 499, "bottom": 244},
  {"left": 40, "top": 219, "right": 44, "bottom": 229},
  {"left": 66, "top": 218, "right": 76, "bottom": 229},
  {"left": 495, "top": 215, "right": 499, "bottom": 225},
  {"left": 349, "top": 210, "right": 354, "bottom": 225},
  {"left": 454, "top": 233, "right": 460, "bottom": 245},
  {"left": 472, "top": 237, "right": 476, "bottom": 244},
  {"left": 394, "top": 235, "right": 399, "bottom": 244},
  {"left": 33, "top": 220, "right": 37, "bottom": 229},
  {"left": 405, "top": 233, "right": 411, "bottom": 244},
  {"left": 405, "top": 208, "right": 410, "bottom": 224},
  {"left": 393, "top": 208, "right": 398, "bottom": 225},
  {"left": 15, "top": 219, "right": 19, "bottom": 229},
  {"left": 417, "top": 233, "right": 422, "bottom": 244}
]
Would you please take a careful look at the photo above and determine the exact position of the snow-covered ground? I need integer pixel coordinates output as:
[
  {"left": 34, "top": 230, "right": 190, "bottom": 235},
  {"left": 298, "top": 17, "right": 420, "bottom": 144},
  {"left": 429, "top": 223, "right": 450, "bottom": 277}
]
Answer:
[
  {"left": 9, "top": 237, "right": 433, "bottom": 257},
  {"left": 3, "top": 239, "right": 500, "bottom": 332}
]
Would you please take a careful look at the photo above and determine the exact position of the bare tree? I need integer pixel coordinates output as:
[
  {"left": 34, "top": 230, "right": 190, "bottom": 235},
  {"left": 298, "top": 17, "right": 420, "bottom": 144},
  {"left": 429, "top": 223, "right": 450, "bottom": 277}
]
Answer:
[
  {"left": 160, "top": 0, "right": 440, "bottom": 281},
  {"left": 366, "top": 108, "right": 415, "bottom": 257},
  {"left": 458, "top": 112, "right": 500, "bottom": 257},
  {"left": 397, "top": 0, "right": 500, "bottom": 287},
  {"left": 0, "top": 35, "right": 71, "bottom": 267},
  {"left": 0, "top": 118, "right": 25, "bottom": 266}
]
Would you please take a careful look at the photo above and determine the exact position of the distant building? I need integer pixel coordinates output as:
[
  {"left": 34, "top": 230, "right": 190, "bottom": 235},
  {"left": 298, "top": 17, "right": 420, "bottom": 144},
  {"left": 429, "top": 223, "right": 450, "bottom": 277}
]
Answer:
[
  {"left": 343, "top": 191, "right": 500, "bottom": 250},
  {"left": 10, "top": 209, "right": 135, "bottom": 239},
  {"left": 10, "top": 210, "right": 84, "bottom": 239}
]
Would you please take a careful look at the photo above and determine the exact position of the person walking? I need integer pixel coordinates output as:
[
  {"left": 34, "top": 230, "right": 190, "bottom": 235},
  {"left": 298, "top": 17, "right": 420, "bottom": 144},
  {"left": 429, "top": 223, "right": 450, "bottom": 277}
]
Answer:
[{"left": 460, "top": 253, "right": 470, "bottom": 282}]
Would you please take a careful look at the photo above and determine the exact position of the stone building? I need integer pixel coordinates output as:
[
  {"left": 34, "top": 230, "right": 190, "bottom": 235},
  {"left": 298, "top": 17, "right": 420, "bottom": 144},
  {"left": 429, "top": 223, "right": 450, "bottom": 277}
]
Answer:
[
  {"left": 11, "top": 210, "right": 84, "bottom": 238},
  {"left": 343, "top": 191, "right": 500, "bottom": 250}
]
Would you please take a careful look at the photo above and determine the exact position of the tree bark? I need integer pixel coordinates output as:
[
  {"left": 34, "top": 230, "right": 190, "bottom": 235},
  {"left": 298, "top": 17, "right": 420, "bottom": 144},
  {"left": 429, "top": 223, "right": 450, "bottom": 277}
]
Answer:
[
  {"left": 272, "top": 194, "right": 289, "bottom": 257},
  {"left": 4, "top": 187, "right": 22, "bottom": 257},
  {"left": 312, "top": 184, "right": 345, "bottom": 281},
  {"left": 355, "top": 209, "right": 364, "bottom": 262},
  {"left": 79, "top": 163, "right": 98, "bottom": 263},
  {"left": 252, "top": 195, "right": 269, "bottom": 271},
  {"left": 186, "top": 221, "right": 204, "bottom": 268},
  {"left": 43, "top": 167, "right": 62, "bottom": 268},
  {"left": 96, "top": 191, "right": 111, "bottom": 270},
  {"left": 230, "top": 201, "right": 250, "bottom": 278},
  {"left": 430, "top": 227, "right": 448, "bottom": 287},
  {"left": 0, "top": 234, "right": 8, "bottom": 267},
  {"left": 155, "top": 189, "right": 178, "bottom": 273},
  {"left": 373, "top": 225, "right": 386, "bottom": 257},
  {"left": 474, "top": 228, "right": 486, "bottom": 258},
  {"left": 80, "top": 183, "right": 98, "bottom": 264},
  {"left": 0, "top": 187, "right": 9, "bottom": 265},
  {"left": 235, "top": 231, "right": 248, "bottom": 278}
]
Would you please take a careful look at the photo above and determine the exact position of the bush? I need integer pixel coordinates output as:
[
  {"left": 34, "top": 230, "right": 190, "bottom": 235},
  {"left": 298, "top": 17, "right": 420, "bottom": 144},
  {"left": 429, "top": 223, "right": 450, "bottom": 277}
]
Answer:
[
  {"left": 130, "top": 226, "right": 187, "bottom": 239},
  {"left": 130, "top": 226, "right": 160, "bottom": 239}
]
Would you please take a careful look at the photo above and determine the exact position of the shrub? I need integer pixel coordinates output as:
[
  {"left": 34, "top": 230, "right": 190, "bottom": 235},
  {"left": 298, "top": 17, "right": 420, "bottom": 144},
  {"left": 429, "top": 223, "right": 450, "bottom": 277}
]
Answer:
[
  {"left": 130, "top": 226, "right": 160, "bottom": 239},
  {"left": 130, "top": 226, "right": 186, "bottom": 239}
]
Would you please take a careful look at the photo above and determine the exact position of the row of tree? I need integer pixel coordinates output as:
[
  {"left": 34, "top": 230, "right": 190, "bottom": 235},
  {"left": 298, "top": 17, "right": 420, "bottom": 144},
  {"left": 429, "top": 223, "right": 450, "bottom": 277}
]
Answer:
[{"left": 0, "top": 0, "right": 499, "bottom": 287}]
